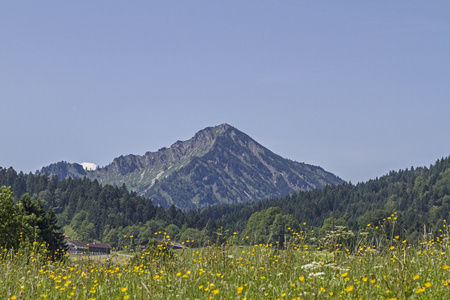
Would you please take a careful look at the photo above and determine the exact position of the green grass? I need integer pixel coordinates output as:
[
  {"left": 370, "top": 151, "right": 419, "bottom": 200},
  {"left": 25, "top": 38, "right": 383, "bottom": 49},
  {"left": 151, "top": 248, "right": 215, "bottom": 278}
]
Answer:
[
  {"left": 2, "top": 223, "right": 450, "bottom": 299},
  {"left": 68, "top": 253, "right": 132, "bottom": 264}
]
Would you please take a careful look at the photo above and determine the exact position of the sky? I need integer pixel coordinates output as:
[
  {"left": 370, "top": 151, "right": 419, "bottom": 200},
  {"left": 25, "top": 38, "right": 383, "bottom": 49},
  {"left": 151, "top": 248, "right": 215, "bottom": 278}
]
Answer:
[{"left": 1, "top": 1, "right": 450, "bottom": 183}]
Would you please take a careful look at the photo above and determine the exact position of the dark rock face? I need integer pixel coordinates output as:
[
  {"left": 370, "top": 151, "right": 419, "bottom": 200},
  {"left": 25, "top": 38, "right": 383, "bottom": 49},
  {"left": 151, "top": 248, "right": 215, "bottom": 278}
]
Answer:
[
  {"left": 38, "top": 124, "right": 343, "bottom": 209},
  {"left": 39, "top": 161, "right": 87, "bottom": 179}
]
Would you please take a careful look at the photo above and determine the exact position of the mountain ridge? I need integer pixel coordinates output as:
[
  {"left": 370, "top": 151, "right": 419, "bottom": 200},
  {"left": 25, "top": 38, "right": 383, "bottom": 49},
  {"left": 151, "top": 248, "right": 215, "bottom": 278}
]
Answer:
[{"left": 39, "top": 124, "right": 343, "bottom": 209}]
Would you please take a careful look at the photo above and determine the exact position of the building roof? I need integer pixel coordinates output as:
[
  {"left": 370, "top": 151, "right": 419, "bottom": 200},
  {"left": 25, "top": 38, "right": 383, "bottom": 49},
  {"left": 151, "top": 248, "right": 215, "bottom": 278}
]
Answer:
[
  {"left": 89, "top": 242, "right": 112, "bottom": 249},
  {"left": 67, "top": 240, "right": 112, "bottom": 249},
  {"left": 171, "top": 242, "right": 189, "bottom": 249}
]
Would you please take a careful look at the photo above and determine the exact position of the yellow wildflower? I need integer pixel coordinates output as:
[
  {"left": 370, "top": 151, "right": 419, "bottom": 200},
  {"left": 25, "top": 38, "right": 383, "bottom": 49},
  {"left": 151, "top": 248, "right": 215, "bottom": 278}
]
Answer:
[{"left": 344, "top": 286, "right": 354, "bottom": 292}]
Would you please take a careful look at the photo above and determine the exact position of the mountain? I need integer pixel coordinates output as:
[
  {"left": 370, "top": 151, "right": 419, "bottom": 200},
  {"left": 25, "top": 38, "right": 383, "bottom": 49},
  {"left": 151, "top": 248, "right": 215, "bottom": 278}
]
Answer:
[
  {"left": 38, "top": 124, "right": 343, "bottom": 209},
  {"left": 40, "top": 161, "right": 88, "bottom": 179}
]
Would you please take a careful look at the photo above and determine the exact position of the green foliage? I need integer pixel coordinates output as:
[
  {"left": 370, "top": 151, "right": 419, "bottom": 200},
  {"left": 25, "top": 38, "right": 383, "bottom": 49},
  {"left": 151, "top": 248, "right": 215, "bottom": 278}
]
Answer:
[
  {"left": 0, "top": 186, "right": 32, "bottom": 250},
  {"left": 319, "top": 216, "right": 348, "bottom": 236},
  {"left": 178, "top": 228, "right": 205, "bottom": 248},
  {"left": 242, "top": 207, "right": 300, "bottom": 247},
  {"left": 0, "top": 167, "right": 205, "bottom": 247},
  {"left": 130, "top": 238, "right": 176, "bottom": 267},
  {"left": 165, "top": 224, "right": 180, "bottom": 240},
  {"left": 201, "top": 156, "right": 450, "bottom": 242},
  {"left": 0, "top": 186, "right": 66, "bottom": 260},
  {"left": 4, "top": 155, "right": 450, "bottom": 253}
]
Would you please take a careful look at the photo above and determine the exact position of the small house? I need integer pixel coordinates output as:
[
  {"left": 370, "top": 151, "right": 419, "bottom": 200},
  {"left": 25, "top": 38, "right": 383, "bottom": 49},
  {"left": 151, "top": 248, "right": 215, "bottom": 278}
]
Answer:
[{"left": 66, "top": 240, "right": 112, "bottom": 255}]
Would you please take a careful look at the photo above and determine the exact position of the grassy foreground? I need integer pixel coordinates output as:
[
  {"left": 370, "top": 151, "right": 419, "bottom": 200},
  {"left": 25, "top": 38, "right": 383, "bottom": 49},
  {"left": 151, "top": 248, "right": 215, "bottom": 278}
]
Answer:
[{"left": 2, "top": 224, "right": 450, "bottom": 299}]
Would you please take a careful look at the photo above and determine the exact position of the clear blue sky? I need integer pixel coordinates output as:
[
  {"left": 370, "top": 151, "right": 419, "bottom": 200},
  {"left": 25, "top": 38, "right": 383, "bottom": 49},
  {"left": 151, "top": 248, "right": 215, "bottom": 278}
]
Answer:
[{"left": 1, "top": 1, "right": 449, "bottom": 183}]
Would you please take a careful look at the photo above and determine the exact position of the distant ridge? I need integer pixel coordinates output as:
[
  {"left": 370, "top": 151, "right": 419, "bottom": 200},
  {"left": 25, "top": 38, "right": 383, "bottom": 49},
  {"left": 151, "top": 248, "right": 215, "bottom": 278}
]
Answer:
[{"left": 39, "top": 124, "right": 343, "bottom": 209}]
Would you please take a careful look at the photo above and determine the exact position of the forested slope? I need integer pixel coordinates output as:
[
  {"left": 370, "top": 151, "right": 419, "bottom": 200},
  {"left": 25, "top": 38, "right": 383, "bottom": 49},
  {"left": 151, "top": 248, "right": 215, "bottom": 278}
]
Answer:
[
  {"left": 200, "top": 157, "right": 450, "bottom": 240},
  {"left": 0, "top": 168, "right": 205, "bottom": 247},
  {"left": 3, "top": 156, "right": 450, "bottom": 248}
]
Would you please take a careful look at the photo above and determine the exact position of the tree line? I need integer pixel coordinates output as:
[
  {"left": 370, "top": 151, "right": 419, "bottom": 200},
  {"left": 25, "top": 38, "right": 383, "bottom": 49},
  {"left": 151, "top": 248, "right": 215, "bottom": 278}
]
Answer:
[
  {"left": 0, "top": 168, "right": 206, "bottom": 249},
  {"left": 2, "top": 155, "right": 450, "bottom": 250},
  {"left": 199, "top": 157, "right": 450, "bottom": 243}
]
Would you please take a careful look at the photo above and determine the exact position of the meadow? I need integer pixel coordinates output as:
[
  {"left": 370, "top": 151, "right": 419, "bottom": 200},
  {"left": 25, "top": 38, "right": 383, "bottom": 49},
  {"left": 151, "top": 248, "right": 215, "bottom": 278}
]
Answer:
[{"left": 2, "top": 217, "right": 450, "bottom": 299}]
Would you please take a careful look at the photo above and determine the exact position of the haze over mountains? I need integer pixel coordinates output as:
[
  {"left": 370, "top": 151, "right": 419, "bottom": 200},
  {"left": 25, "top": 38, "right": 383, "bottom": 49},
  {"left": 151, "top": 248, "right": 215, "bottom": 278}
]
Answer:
[{"left": 39, "top": 124, "right": 343, "bottom": 209}]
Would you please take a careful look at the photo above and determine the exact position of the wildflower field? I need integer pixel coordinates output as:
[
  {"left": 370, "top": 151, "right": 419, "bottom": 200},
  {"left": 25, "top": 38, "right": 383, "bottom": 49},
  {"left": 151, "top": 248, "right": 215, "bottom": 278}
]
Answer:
[{"left": 2, "top": 220, "right": 450, "bottom": 300}]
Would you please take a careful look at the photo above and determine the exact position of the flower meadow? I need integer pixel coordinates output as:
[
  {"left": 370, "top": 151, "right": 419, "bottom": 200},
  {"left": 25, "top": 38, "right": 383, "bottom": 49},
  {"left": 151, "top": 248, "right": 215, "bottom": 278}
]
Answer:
[{"left": 2, "top": 218, "right": 450, "bottom": 299}]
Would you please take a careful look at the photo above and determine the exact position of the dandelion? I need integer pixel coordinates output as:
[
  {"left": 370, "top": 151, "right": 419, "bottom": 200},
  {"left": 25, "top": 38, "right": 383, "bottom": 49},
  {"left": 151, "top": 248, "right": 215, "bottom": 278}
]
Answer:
[
  {"left": 121, "top": 287, "right": 127, "bottom": 292},
  {"left": 344, "top": 286, "right": 354, "bottom": 292},
  {"left": 443, "top": 265, "right": 450, "bottom": 270},
  {"left": 413, "top": 274, "right": 419, "bottom": 280},
  {"left": 213, "top": 289, "right": 219, "bottom": 295},
  {"left": 237, "top": 286, "right": 243, "bottom": 294},
  {"left": 424, "top": 282, "right": 432, "bottom": 288}
]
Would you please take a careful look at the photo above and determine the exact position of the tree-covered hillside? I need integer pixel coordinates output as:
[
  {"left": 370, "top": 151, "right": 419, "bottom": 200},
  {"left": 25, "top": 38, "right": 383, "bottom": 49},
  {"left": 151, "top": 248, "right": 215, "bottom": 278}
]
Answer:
[
  {"left": 200, "top": 157, "right": 450, "bottom": 241},
  {"left": 0, "top": 167, "right": 206, "bottom": 248},
  {"left": 3, "top": 155, "right": 450, "bottom": 249}
]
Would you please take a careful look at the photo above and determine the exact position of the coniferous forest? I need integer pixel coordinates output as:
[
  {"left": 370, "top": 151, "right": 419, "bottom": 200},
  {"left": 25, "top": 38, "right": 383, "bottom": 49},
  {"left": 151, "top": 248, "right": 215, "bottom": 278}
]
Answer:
[
  {"left": 0, "top": 168, "right": 205, "bottom": 249},
  {"left": 201, "top": 157, "right": 450, "bottom": 243},
  {"left": 1, "top": 156, "right": 450, "bottom": 249}
]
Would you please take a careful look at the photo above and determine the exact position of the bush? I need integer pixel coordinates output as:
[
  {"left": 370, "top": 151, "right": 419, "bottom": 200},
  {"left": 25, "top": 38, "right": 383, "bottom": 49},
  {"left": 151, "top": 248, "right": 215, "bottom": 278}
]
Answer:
[{"left": 130, "top": 238, "right": 176, "bottom": 267}]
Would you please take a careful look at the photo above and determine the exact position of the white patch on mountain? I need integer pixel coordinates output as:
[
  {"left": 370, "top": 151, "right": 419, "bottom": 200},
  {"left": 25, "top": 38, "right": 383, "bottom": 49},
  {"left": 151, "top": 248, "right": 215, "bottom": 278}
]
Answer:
[{"left": 81, "top": 162, "right": 97, "bottom": 171}]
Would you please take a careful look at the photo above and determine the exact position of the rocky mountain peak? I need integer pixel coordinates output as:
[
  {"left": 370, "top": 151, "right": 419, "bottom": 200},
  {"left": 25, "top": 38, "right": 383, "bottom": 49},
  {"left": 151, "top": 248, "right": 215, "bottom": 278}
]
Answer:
[{"left": 38, "top": 124, "right": 343, "bottom": 209}]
